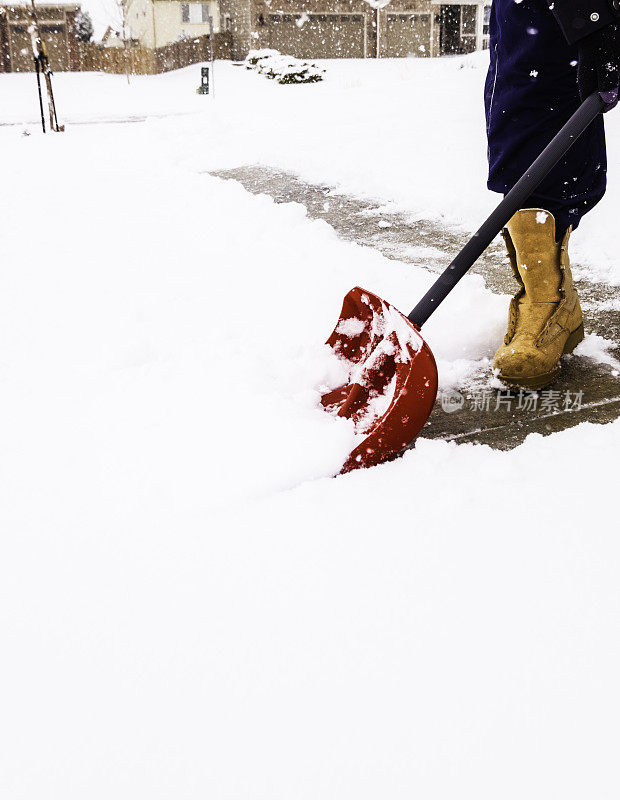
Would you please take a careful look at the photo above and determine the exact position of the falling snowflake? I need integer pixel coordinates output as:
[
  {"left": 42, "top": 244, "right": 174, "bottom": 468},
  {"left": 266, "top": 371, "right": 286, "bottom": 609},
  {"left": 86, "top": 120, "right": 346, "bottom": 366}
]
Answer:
[{"left": 530, "top": 70, "right": 539, "bottom": 78}]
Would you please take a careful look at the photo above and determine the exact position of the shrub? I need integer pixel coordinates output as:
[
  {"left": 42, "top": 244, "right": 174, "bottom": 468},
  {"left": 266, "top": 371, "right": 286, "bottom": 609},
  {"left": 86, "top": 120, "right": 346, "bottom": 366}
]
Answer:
[
  {"left": 74, "top": 10, "right": 94, "bottom": 43},
  {"left": 245, "top": 50, "right": 325, "bottom": 84}
]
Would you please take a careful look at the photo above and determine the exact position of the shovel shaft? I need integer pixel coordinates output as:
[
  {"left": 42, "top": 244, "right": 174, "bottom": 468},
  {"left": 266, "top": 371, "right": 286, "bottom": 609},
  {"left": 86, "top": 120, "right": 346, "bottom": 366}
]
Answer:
[{"left": 408, "top": 92, "right": 606, "bottom": 328}]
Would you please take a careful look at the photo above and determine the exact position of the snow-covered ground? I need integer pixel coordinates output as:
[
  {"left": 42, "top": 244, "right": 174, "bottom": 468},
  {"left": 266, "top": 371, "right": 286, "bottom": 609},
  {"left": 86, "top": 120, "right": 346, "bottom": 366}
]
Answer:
[
  {"left": 1, "top": 59, "right": 619, "bottom": 799},
  {"left": 4, "top": 55, "right": 620, "bottom": 279}
]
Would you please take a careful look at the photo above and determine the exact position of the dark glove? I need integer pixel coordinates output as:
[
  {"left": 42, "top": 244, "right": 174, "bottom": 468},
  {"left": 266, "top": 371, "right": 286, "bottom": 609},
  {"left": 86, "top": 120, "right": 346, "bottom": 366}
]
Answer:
[{"left": 577, "top": 23, "right": 620, "bottom": 111}]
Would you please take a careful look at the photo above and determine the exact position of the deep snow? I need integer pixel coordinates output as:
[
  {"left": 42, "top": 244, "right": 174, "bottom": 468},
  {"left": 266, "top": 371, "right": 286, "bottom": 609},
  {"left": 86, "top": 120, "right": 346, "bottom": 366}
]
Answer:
[{"left": 1, "top": 58, "right": 620, "bottom": 799}]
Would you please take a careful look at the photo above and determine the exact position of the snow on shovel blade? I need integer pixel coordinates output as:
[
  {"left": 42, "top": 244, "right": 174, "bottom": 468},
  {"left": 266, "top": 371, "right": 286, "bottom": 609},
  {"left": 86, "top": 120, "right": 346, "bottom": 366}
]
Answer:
[{"left": 322, "top": 288, "right": 438, "bottom": 473}]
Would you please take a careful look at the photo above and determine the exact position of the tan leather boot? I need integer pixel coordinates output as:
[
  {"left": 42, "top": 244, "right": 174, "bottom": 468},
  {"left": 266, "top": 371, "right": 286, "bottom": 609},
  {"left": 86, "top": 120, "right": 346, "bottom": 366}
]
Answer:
[{"left": 493, "top": 209, "right": 584, "bottom": 390}]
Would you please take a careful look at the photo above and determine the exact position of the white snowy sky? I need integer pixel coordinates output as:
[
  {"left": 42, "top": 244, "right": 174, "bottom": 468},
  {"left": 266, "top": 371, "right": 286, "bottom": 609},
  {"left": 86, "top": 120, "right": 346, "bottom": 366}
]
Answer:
[{"left": 80, "top": 0, "right": 120, "bottom": 38}]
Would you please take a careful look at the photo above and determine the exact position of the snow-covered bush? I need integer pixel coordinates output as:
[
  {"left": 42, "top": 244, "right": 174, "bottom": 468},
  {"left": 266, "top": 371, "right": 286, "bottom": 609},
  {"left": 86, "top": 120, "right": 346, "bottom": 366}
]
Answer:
[
  {"left": 245, "top": 49, "right": 281, "bottom": 67},
  {"left": 245, "top": 49, "right": 325, "bottom": 85},
  {"left": 74, "top": 10, "right": 94, "bottom": 43}
]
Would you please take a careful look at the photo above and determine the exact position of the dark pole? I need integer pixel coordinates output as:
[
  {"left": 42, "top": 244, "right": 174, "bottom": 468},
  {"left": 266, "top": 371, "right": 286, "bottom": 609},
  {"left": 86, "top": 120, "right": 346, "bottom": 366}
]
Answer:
[
  {"left": 408, "top": 92, "right": 605, "bottom": 328},
  {"left": 29, "top": 0, "right": 62, "bottom": 131},
  {"left": 34, "top": 56, "right": 45, "bottom": 132},
  {"left": 208, "top": 14, "right": 214, "bottom": 99},
  {"left": 46, "top": 71, "right": 60, "bottom": 130}
]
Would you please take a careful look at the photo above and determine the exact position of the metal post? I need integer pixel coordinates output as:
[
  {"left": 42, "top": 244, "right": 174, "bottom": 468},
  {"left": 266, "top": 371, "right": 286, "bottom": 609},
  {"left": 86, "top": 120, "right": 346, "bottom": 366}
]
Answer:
[
  {"left": 34, "top": 56, "right": 45, "bottom": 132},
  {"left": 208, "top": 13, "right": 215, "bottom": 98}
]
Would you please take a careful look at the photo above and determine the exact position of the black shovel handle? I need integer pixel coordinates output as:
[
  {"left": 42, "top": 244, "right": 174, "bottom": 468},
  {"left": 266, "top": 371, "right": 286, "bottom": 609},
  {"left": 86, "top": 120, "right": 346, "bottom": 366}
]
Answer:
[{"left": 408, "top": 92, "right": 606, "bottom": 328}]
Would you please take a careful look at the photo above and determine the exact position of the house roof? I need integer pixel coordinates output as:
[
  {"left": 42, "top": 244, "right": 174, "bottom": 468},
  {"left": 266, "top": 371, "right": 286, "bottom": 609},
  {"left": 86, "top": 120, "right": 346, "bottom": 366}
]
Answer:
[{"left": 0, "top": 1, "right": 81, "bottom": 8}]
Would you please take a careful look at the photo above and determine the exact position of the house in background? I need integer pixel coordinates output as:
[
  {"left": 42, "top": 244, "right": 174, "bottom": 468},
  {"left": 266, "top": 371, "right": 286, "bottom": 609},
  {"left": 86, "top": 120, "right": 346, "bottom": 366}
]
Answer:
[
  {"left": 0, "top": 0, "right": 490, "bottom": 73},
  {"left": 102, "top": 25, "right": 123, "bottom": 47},
  {"left": 101, "top": 25, "right": 137, "bottom": 47},
  {"left": 219, "top": 0, "right": 490, "bottom": 61},
  {"left": 435, "top": 0, "right": 491, "bottom": 54},
  {"left": 125, "top": 0, "right": 221, "bottom": 49},
  {"left": 0, "top": 1, "right": 81, "bottom": 71}
]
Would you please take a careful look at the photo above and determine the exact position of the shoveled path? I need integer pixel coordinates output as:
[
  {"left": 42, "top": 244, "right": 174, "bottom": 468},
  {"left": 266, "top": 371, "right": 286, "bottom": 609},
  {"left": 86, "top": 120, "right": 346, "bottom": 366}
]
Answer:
[{"left": 212, "top": 166, "right": 620, "bottom": 449}]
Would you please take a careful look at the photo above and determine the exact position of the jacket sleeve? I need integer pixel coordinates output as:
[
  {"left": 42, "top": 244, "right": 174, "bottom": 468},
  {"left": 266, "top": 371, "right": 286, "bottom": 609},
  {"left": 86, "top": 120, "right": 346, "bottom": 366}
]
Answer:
[{"left": 550, "top": 0, "right": 620, "bottom": 43}]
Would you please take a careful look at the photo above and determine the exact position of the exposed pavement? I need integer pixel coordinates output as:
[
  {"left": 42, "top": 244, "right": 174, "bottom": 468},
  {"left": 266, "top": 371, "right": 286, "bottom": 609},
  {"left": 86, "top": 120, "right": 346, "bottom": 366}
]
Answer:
[{"left": 212, "top": 166, "right": 620, "bottom": 450}]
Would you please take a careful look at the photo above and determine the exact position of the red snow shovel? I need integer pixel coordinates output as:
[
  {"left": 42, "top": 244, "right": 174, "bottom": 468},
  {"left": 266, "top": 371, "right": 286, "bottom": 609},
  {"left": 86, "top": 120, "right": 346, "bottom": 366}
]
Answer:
[{"left": 322, "top": 93, "right": 605, "bottom": 473}]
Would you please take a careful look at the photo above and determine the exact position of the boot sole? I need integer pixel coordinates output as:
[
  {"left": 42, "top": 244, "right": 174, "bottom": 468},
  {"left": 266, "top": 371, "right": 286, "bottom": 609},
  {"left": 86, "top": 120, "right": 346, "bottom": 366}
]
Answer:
[{"left": 497, "top": 322, "right": 585, "bottom": 391}]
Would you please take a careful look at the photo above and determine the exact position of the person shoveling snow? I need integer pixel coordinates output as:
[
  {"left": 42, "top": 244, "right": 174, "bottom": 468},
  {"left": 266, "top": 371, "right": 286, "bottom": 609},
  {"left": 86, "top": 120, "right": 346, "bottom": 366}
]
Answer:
[
  {"left": 321, "top": 0, "right": 620, "bottom": 471},
  {"left": 486, "top": 0, "right": 619, "bottom": 389}
]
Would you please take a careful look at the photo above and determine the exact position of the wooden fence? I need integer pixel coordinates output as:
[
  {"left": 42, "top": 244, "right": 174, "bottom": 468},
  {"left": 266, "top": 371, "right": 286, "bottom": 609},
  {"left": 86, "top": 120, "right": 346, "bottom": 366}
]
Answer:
[{"left": 78, "top": 33, "right": 232, "bottom": 76}]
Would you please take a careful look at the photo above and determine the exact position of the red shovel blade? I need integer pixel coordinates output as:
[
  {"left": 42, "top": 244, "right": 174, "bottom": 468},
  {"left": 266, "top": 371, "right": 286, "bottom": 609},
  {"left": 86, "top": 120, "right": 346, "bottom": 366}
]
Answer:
[{"left": 322, "top": 287, "right": 438, "bottom": 473}]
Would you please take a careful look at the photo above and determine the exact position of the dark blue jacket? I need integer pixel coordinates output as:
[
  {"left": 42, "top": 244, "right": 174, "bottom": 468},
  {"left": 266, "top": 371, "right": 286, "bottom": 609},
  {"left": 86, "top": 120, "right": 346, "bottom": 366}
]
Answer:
[
  {"left": 552, "top": 0, "right": 620, "bottom": 42},
  {"left": 485, "top": 0, "right": 607, "bottom": 232}
]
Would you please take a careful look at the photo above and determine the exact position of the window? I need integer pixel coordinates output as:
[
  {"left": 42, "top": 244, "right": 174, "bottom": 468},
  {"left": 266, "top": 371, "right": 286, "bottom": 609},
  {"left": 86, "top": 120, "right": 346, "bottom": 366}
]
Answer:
[
  {"left": 460, "top": 5, "right": 476, "bottom": 37},
  {"left": 181, "top": 3, "right": 210, "bottom": 24},
  {"left": 459, "top": 4, "right": 490, "bottom": 51},
  {"left": 483, "top": 4, "right": 491, "bottom": 36},
  {"left": 482, "top": 4, "right": 491, "bottom": 48}
]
